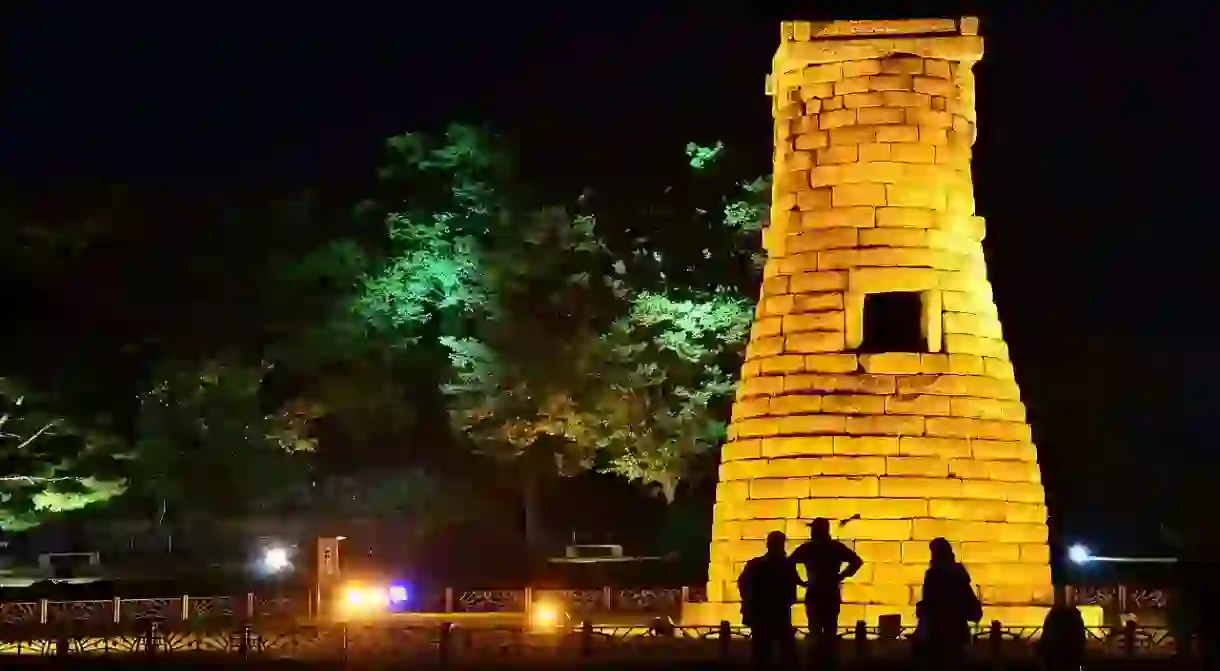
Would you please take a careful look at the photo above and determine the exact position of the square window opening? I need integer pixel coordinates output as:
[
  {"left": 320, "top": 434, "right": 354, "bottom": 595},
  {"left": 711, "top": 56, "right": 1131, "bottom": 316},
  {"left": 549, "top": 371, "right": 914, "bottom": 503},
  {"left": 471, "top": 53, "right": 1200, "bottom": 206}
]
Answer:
[{"left": 860, "top": 291, "right": 927, "bottom": 353}]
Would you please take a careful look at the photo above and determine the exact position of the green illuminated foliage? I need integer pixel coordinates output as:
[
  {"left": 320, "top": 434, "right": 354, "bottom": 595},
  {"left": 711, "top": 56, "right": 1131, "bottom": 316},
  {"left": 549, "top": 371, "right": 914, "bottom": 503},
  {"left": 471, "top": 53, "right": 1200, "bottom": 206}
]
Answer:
[
  {"left": 685, "top": 141, "right": 725, "bottom": 170},
  {"left": 440, "top": 207, "right": 619, "bottom": 472},
  {"left": 0, "top": 378, "right": 129, "bottom": 531},
  {"left": 352, "top": 127, "right": 634, "bottom": 548},
  {"left": 355, "top": 131, "right": 769, "bottom": 505},
  {"left": 354, "top": 127, "right": 609, "bottom": 467},
  {"left": 0, "top": 128, "right": 773, "bottom": 534},
  {"left": 580, "top": 291, "right": 752, "bottom": 501},
  {"left": 356, "top": 219, "right": 485, "bottom": 333},
  {"left": 353, "top": 125, "right": 510, "bottom": 339},
  {"left": 554, "top": 140, "right": 766, "bottom": 501}
]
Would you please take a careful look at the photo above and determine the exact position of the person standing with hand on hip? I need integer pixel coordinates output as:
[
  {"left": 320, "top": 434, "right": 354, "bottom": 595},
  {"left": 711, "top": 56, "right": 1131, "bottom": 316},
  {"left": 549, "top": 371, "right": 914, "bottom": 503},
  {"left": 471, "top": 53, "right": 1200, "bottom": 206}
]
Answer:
[{"left": 790, "top": 517, "right": 863, "bottom": 666}]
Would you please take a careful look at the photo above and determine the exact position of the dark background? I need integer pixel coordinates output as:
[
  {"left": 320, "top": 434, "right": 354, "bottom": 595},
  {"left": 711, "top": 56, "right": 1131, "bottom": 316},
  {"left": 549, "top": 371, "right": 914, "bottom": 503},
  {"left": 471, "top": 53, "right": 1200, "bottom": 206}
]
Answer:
[{"left": 4, "top": 2, "right": 1216, "bottom": 559}]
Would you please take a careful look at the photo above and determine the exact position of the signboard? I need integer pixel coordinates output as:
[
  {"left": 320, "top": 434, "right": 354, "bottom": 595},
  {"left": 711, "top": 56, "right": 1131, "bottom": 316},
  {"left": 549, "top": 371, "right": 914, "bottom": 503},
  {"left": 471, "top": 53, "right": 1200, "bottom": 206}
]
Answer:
[{"left": 316, "top": 537, "right": 341, "bottom": 583}]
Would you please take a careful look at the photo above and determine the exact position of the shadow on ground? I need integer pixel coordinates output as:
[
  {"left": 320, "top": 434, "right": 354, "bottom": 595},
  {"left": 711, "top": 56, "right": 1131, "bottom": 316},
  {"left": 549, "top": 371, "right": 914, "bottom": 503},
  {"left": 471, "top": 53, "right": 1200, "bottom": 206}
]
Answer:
[{"left": 0, "top": 660, "right": 1184, "bottom": 670}]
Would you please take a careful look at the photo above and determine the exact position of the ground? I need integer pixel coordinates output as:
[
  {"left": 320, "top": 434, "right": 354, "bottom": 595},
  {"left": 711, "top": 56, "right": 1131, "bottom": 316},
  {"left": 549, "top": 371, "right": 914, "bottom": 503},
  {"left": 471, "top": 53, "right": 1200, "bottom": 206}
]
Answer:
[{"left": 0, "top": 661, "right": 1177, "bottom": 670}]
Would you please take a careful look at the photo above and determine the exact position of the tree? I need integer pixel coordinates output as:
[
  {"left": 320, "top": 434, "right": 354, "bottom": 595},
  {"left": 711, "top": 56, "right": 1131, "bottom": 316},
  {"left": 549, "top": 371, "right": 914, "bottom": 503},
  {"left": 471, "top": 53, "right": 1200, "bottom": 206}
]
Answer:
[
  {"left": 0, "top": 188, "right": 136, "bottom": 531},
  {"left": 0, "top": 377, "right": 128, "bottom": 531},
  {"left": 129, "top": 357, "right": 314, "bottom": 543},
  {"left": 443, "top": 139, "right": 769, "bottom": 514},
  {"left": 325, "top": 126, "right": 516, "bottom": 471},
  {"left": 351, "top": 125, "right": 509, "bottom": 339},
  {"left": 564, "top": 141, "right": 767, "bottom": 502},
  {"left": 403, "top": 135, "right": 769, "bottom": 513},
  {"left": 441, "top": 208, "right": 622, "bottom": 462},
  {"left": 348, "top": 126, "right": 617, "bottom": 552},
  {"left": 439, "top": 207, "right": 625, "bottom": 551},
  {"left": 260, "top": 232, "right": 425, "bottom": 461},
  {"left": 329, "top": 130, "right": 771, "bottom": 550},
  {"left": 583, "top": 291, "right": 752, "bottom": 502}
]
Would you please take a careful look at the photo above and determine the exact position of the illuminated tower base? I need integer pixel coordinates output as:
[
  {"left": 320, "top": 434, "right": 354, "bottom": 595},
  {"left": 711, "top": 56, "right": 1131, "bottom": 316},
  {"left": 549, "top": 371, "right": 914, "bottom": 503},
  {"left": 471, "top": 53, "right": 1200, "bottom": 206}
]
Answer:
[{"left": 691, "top": 18, "right": 1054, "bottom": 628}]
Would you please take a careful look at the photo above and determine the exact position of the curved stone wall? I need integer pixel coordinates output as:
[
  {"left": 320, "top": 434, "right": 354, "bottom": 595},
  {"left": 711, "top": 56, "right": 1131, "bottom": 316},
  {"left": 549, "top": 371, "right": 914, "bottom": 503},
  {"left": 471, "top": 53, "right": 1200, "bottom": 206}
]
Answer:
[{"left": 697, "top": 17, "right": 1053, "bottom": 628}]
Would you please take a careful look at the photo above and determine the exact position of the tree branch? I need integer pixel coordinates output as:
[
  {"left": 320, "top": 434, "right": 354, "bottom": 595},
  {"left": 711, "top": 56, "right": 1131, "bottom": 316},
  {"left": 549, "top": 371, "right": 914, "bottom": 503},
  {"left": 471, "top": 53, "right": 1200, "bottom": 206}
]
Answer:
[{"left": 12, "top": 420, "right": 59, "bottom": 451}]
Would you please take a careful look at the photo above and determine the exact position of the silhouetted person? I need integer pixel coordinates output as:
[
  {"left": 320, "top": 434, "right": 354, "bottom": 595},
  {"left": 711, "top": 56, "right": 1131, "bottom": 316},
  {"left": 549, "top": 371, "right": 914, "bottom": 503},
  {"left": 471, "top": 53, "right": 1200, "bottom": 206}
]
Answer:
[
  {"left": 738, "top": 530, "right": 800, "bottom": 667},
  {"left": 1039, "top": 604, "right": 1086, "bottom": 671},
  {"left": 914, "top": 538, "right": 981, "bottom": 670},
  {"left": 790, "top": 517, "right": 863, "bottom": 664}
]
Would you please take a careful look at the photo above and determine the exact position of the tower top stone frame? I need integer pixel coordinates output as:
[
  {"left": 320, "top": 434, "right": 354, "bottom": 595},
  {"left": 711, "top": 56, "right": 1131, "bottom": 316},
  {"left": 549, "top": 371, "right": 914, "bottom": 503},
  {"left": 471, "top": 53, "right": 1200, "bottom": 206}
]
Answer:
[{"left": 690, "top": 17, "right": 1057, "bottom": 629}]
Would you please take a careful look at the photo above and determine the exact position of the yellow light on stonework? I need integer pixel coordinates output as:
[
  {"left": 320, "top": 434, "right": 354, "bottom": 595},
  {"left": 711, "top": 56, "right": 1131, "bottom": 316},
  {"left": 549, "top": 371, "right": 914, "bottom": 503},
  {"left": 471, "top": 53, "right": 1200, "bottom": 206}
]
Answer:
[{"left": 529, "top": 600, "right": 565, "bottom": 632}]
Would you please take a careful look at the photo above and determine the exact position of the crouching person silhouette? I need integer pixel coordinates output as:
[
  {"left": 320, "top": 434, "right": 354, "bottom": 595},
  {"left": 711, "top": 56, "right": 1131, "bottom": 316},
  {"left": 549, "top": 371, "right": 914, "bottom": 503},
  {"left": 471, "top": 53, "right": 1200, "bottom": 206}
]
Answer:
[
  {"left": 738, "top": 530, "right": 800, "bottom": 667},
  {"left": 1039, "top": 604, "right": 1086, "bottom": 671},
  {"left": 914, "top": 538, "right": 982, "bottom": 671}
]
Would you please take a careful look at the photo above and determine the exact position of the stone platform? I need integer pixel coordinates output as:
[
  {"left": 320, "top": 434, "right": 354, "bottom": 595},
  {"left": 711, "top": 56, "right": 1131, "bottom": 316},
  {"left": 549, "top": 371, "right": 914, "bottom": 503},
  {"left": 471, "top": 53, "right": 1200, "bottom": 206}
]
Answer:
[{"left": 682, "top": 602, "right": 1105, "bottom": 629}]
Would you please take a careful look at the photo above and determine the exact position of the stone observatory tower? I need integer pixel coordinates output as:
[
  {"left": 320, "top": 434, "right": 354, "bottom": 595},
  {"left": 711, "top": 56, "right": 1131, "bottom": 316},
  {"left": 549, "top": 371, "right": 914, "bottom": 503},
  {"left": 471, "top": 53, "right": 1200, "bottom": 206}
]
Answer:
[{"left": 694, "top": 18, "right": 1053, "bottom": 628}]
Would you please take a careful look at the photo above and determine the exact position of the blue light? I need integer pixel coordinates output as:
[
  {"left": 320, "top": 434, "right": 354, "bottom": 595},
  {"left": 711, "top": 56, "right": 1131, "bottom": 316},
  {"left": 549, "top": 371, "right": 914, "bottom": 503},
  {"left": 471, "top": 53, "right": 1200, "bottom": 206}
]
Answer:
[{"left": 388, "top": 584, "right": 408, "bottom": 603}]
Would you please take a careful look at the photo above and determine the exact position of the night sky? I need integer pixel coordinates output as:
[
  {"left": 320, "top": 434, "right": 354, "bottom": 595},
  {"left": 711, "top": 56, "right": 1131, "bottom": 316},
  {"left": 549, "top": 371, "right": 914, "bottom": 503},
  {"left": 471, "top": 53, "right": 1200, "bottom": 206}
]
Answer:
[{"left": 5, "top": 3, "right": 1217, "bottom": 555}]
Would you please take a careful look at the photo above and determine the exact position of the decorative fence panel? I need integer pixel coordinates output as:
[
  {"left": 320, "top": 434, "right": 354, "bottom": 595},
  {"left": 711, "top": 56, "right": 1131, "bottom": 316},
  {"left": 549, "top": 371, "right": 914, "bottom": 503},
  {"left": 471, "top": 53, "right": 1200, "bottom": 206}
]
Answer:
[
  {"left": 0, "top": 621, "right": 1192, "bottom": 661},
  {"left": 0, "top": 585, "right": 1172, "bottom": 625}
]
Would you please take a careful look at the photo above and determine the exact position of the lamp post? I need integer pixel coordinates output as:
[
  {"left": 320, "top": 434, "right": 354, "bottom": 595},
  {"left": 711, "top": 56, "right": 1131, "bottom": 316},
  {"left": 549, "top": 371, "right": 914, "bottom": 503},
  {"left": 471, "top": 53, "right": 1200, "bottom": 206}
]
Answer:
[
  {"left": 1068, "top": 543, "right": 1177, "bottom": 565},
  {"left": 315, "top": 536, "right": 345, "bottom": 619}
]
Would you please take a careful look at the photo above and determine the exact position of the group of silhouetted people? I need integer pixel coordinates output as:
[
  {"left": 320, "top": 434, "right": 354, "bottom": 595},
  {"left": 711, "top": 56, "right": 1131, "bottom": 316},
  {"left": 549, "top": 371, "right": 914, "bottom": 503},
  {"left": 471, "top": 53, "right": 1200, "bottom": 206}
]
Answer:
[
  {"left": 738, "top": 518, "right": 1220, "bottom": 669},
  {"left": 737, "top": 517, "right": 984, "bottom": 668}
]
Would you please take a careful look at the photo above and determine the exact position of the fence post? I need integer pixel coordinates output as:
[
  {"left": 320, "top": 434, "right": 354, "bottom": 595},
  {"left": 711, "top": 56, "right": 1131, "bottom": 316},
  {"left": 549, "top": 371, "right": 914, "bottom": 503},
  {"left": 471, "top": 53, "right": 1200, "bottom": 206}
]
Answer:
[
  {"left": 681, "top": 585, "right": 690, "bottom": 606},
  {"left": 1118, "top": 585, "right": 1128, "bottom": 613},
  {"left": 181, "top": 595, "right": 190, "bottom": 621},
  {"left": 239, "top": 623, "right": 252, "bottom": 659},
  {"left": 1123, "top": 620, "right": 1136, "bottom": 656},
  {"left": 38, "top": 598, "right": 48, "bottom": 624},
  {"left": 55, "top": 628, "right": 69, "bottom": 657},
  {"left": 144, "top": 619, "right": 158, "bottom": 657},
  {"left": 524, "top": 587, "right": 533, "bottom": 614},
  {"left": 438, "top": 621, "right": 452, "bottom": 666},
  {"left": 602, "top": 586, "right": 612, "bottom": 611},
  {"left": 444, "top": 587, "right": 454, "bottom": 613},
  {"left": 581, "top": 619, "right": 594, "bottom": 658},
  {"left": 854, "top": 619, "right": 867, "bottom": 657},
  {"left": 718, "top": 620, "right": 732, "bottom": 660},
  {"left": 989, "top": 620, "right": 1003, "bottom": 661},
  {"left": 246, "top": 592, "right": 256, "bottom": 620},
  {"left": 1174, "top": 622, "right": 1188, "bottom": 659},
  {"left": 113, "top": 597, "right": 121, "bottom": 624}
]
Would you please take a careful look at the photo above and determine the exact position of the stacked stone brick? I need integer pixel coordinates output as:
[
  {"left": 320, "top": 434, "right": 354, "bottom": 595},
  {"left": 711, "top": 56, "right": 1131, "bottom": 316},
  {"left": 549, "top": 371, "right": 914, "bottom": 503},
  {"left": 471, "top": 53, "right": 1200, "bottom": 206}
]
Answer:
[{"left": 694, "top": 18, "right": 1053, "bottom": 628}]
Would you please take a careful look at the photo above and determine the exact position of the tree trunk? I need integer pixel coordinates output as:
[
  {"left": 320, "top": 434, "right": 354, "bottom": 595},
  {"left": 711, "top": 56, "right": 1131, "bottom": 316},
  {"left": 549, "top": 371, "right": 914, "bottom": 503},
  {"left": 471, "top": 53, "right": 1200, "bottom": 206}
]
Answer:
[
  {"left": 521, "top": 462, "right": 543, "bottom": 557},
  {"left": 157, "top": 498, "right": 174, "bottom": 555}
]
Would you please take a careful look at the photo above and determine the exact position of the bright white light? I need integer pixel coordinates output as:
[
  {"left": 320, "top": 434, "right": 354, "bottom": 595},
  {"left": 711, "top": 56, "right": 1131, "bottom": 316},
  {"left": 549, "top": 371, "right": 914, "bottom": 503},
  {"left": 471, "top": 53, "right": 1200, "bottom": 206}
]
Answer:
[
  {"left": 389, "top": 585, "right": 408, "bottom": 603},
  {"left": 263, "top": 547, "right": 290, "bottom": 572},
  {"left": 1068, "top": 544, "right": 1091, "bottom": 564}
]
